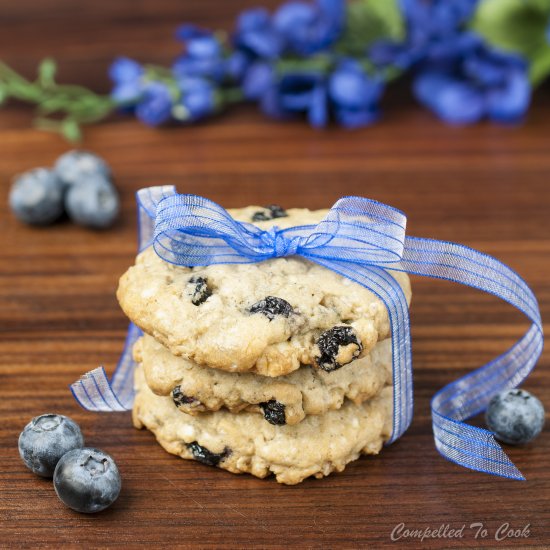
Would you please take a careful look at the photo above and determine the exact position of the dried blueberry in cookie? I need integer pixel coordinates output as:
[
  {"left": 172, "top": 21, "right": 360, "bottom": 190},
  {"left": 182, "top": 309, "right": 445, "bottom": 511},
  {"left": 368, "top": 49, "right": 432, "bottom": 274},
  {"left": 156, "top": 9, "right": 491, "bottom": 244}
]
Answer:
[
  {"left": 260, "top": 400, "right": 286, "bottom": 425},
  {"left": 251, "top": 204, "right": 288, "bottom": 221},
  {"left": 172, "top": 385, "right": 200, "bottom": 407},
  {"left": 249, "top": 296, "right": 294, "bottom": 320},
  {"left": 314, "top": 326, "right": 362, "bottom": 372},
  {"left": 186, "top": 442, "right": 230, "bottom": 467},
  {"left": 188, "top": 276, "right": 212, "bottom": 306}
]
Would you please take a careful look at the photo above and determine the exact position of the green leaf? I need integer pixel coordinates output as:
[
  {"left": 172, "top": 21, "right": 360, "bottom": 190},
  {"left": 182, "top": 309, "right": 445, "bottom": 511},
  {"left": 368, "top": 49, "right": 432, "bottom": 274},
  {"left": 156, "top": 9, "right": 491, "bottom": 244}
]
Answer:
[
  {"left": 471, "top": 0, "right": 550, "bottom": 84},
  {"left": 38, "top": 58, "right": 57, "bottom": 88},
  {"left": 337, "top": 0, "right": 405, "bottom": 56},
  {"left": 61, "top": 118, "right": 82, "bottom": 142},
  {"left": 276, "top": 54, "right": 333, "bottom": 75},
  {"left": 530, "top": 45, "right": 550, "bottom": 85},
  {"left": 472, "top": 0, "right": 550, "bottom": 55},
  {"left": 37, "top": 95, "right": 71, "bottom": 115}
]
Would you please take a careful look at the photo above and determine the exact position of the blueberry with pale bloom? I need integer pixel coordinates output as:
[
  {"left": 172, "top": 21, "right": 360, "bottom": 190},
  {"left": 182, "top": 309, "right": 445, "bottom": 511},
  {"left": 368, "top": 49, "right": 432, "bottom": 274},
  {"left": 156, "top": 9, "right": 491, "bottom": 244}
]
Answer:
[
  {"left": 486, "top": 389, "right": 545, "bottom": 445},
  {"left": 18, "top": 414, "right": 84, "bottom": 477},
  {"left": 54, "top": 448, "right": 121, "bottom": 513},
  {"left": 54, "top": 150, "right": 111, "bottom": 188},
  {"left": 9, "top": 168, "right": 64, "bottom": 225},
  {"left": 65, "top": 175, "right": 119, "bottom": 228}
]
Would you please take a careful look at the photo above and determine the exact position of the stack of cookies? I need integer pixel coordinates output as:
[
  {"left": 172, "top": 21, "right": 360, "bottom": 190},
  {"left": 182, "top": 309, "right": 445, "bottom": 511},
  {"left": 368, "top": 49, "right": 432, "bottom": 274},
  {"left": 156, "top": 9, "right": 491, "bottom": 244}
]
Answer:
[{"left": 117, "top": 204, "right": 412, "bottom": 484}]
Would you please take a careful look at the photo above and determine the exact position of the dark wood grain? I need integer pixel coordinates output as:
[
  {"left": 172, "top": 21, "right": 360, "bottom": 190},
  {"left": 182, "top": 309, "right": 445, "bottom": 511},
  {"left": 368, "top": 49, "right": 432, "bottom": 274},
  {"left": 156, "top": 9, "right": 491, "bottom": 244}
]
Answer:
[{"left": 1, "top": 2, "right": 549, "bottom": 548}]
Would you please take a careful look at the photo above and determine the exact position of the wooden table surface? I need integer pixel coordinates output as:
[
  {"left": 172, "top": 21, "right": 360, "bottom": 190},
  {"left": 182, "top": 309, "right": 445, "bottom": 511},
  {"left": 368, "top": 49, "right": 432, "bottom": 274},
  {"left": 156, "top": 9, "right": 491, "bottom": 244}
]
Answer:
[{"left": 1, "top": 1, "right": 549, "bottom": 548}]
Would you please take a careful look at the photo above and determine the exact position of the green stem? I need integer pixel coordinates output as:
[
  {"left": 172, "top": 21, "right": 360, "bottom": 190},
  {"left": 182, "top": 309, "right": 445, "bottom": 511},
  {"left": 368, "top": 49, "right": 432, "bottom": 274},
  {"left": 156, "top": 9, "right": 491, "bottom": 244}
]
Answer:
[
  {"left": 0, "top": 58, "right": 116, "bottom": 141},
  {"left": 222, "top": 87, "right": 244, "bottom": 104}
]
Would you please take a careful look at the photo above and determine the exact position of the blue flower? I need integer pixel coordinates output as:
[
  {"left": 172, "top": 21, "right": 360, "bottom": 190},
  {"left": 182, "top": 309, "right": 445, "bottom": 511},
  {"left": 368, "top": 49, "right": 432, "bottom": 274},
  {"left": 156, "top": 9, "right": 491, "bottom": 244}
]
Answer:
[
  {"left": 233, "top": 0, "right": 344, "bottom": 60},
  {"left": 260, "top": 72, "right": 328, "bottom": 127},
  {"left": 255, "top": 60, "right": 384, "bottom": 129},
  {"left": 173, "top": 24, "right": 226, "bottom": 81},
  {"left": 109, "top": 57, "right": 143, "bottom": 83},
  {"left": 135, "top": 82, "right": 174, "bottom": 126},
  {"left": 328, "top": 60, "right": 384, "bottom": 127},
  {"left": 414, "top": 38, "right": 531, "bottom": 124},
  {"left": 369, "top": 0, "right": 480, "bottom": 70},
  {"left": 402, "top": 0, "right": 479, "bottom": 54},
  {"left": 224, "top": 50, "right": 251, "bottom": 82},
  {"left": 175, "top": 76, "right": 217, "bottom": 121},
  {"left": 176, "top": 24, "right": 221, "bottom": 57},
  {"left": 414, "top": 72, "right": 484, "bottom": 124},
  {"left": 369, "top": 42, "right": 416, "bottom": 71},
  {"left": 234, "top": 8, "right": 284, "bottom": 60},
  {"left": 109, "top": 57, "right": 144, "bottom": 103},
  {"left": 242, "top": 62, "right": 276, "bottom": 100},
  {"left": 273, "top": 0, "right": 345, "bottom": 55}
]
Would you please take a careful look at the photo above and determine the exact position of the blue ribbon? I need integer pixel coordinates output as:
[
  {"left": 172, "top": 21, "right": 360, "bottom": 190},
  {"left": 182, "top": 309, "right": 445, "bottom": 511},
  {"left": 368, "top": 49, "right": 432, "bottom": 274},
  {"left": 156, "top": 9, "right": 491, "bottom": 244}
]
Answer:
[{"left": 71, "top": 186, "right": 543, "bottom": 480}]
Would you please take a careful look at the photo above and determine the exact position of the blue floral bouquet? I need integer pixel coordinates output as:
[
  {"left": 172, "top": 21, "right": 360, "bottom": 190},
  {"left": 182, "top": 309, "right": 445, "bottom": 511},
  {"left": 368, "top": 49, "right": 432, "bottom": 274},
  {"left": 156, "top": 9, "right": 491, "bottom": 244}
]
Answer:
[{"left": 1, "top": 0, "right": 549, "bottom": 139}]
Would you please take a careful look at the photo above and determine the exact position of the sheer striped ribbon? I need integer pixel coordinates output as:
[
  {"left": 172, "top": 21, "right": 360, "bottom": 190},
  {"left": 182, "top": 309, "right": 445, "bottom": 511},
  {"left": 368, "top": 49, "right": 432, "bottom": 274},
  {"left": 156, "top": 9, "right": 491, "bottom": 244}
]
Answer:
[{"left": 71, "top": 186, "right": 542, "bottom": 480}]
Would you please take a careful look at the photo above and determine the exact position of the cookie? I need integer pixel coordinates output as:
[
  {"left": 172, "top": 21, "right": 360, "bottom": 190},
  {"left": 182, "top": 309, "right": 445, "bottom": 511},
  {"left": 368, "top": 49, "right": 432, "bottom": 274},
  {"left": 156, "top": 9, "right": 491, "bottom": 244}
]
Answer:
[
  {"left": 133, "top": 365, "right": 393, "bottom": 484},
  {"left": 135, "top": 334, "right": 392, "bottom": 425},
  {"left": 118, "top": 206, "right": 411, "bottom": 377}
]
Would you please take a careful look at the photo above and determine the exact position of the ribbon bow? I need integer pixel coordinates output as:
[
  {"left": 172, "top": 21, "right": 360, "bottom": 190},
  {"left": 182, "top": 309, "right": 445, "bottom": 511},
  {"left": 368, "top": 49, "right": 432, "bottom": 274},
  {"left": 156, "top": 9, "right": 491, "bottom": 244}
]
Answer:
[{"left": 72, "top": 186, "right": 543, "bottom": 481}]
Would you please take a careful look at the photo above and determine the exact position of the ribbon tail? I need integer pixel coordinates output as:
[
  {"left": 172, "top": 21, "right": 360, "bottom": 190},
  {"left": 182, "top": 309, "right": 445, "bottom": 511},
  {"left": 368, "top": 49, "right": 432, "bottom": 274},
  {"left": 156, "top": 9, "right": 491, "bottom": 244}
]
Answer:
[
  {"left": 70, "top": 323, "right": 142, "bottom": 412},
  {"left": 71, "top": 185, "right": 174, "bottom": 412},
  {"left": 399, "top": 236, "right": 543, "bottom": 480},
  {"left": 433, "top": 413, "right": 525, "bottom": 481}
]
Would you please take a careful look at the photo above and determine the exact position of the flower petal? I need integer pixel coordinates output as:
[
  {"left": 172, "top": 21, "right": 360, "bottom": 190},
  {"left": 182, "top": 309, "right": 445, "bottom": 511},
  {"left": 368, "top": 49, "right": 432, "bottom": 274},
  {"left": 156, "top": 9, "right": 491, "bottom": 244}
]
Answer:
[
  {"left": 486, "top": 69, "right": 531, "bottom": 123},
  {"left": 335, "top": 107, "right": 379, "bottom": 128},
  {"left": 308, "top": 84, "right": 328, "bottom": 128},
  {"left": 242, "top": 62, "right": 275, "bottom": 100},
  {"left": 329, "top": 62, "right": 383, "bottom": 109},
  {"left": 187, "top": 36, "right": 221, "bottom": 59},
  {"left": 135, "top": 82, "right": 173, "bottom": 126},
  {"left": 109, "top": 57, "right": 143, "bottom": 84},
  {"left": 414, "top": 71, "right": 485, "bottom": 124},
  {"left": 111, "top": 82, "right": 142, "bottom": 104}
]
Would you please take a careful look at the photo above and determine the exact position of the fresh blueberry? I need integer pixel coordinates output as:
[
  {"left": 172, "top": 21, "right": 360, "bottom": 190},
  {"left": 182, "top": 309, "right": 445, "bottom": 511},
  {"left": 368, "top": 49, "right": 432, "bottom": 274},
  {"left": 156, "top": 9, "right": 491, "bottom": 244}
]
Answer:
[
  {"left": 249, "top": 296, "right": 293, "bottom": 320},
  {"left": 9, "top": 168, "right": 64, "bottom": 226},
  {"left": 64, "top": 176, "right": 120, "bottom": 229},
  {"left": 251, "top": 204, "right": 288, "bottom": 221},
  {"left": 18, "top": 414, "right": 84, "bottom": 478},
  {"left": 186, "top": 442, "right": 230, "bottom": 467},
  {"left": 54, "top": 150, "right": 111, "bottom": 188},
  {"left": 486, "top": 389, "right": 545, "bottom": 445},
  {"left": 315, "top": 325, "right": 362, "bottom": 371},
  {"left": 188, "top": 276, "right": 212, "bottom": 305},
  {"left": 53, "top": 447, "right": 121, "bottom": 513},
  {"left": 260, "top": 400, "right": 286, "bottom": 425}
]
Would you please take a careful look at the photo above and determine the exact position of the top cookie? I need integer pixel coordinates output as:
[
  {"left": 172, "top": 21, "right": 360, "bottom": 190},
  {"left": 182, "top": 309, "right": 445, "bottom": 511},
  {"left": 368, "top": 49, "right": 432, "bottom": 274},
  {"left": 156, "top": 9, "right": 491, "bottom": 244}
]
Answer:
[{"left": 117, "top": 205, "right": 411, "bottom": 377}]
